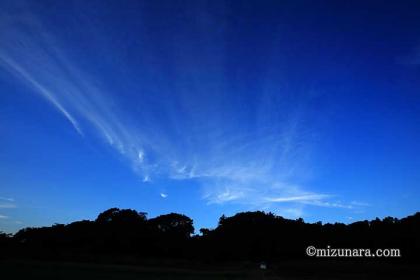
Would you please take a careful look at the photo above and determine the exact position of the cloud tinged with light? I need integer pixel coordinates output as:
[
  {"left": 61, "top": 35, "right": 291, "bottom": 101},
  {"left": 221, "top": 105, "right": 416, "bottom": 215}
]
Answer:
[{"left": 0, "top": 2, "right": 365, "bottom": 218}]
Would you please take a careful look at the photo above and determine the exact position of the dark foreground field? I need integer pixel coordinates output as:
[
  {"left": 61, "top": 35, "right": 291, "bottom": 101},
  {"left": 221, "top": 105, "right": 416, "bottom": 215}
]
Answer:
[{"left": 1, "top": 259, "right": 419, "bottom": 280}]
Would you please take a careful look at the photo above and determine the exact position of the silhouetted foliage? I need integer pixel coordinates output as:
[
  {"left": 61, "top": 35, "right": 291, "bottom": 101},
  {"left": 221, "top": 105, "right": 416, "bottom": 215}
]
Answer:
[
  {"left": 147, "top": 213, "right": 194, "bottom": 258},
  {"left": 96, "top": 208, "right": 147, "bottom": 225},
  {"left": 0, "top": 231, "right": 12, "bottom": 246},
  {"left": 149, "top": 213, "right": 194, "bottom": 238},
  {"left": 2, "top": 209, "right": 420, "bottom": 263}
]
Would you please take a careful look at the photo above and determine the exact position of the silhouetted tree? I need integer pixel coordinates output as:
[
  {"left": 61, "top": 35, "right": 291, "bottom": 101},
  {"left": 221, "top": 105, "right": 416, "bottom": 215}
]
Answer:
[
  {"left": 94, "top": 208, "right": 148, "bottom": 254},
  {"left": 149, "top": 213, "right": 194, "bottom": 238},
  {"left": 5, "top": 209, "right": 420, "bottom": 263},
  {"left": 147, "top": 213, "right": 194, "bottom": 258}
]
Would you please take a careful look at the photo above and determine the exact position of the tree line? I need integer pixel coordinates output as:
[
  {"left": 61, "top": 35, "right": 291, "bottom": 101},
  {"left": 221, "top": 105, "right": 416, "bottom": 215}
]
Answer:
[{"left": 1, "top": 208, "right": 419, "bottom": 262}]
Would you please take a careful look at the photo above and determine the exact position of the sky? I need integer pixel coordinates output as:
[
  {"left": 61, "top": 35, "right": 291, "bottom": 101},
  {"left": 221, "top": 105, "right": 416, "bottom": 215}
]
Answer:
[{"left": 1, "top": 0, "right": 420, "bottom": 233}]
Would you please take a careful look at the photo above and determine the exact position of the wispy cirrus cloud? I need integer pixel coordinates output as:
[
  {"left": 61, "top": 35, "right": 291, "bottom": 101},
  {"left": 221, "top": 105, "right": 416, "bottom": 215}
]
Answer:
[
  {"left": 266, "top": 194, "right": 331, "bottom": 203},
  {"left": 0, "top": 197, "right": 16, "bottom": 209},
  {"left": 0, "top": 203, "right": 16, "bottom": 209},
  {"left": 0, "top": 13, "right": 156, "bottom": 180},
  {"left": 0, "top": 3, "right": 366, "bottom": 217}
]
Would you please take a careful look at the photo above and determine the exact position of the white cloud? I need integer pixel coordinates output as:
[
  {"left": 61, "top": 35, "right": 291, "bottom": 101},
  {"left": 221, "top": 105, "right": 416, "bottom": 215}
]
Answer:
[
  {"left": 138, "top": 150, "right": 145, "bottom": 163},
  {"left": 160, "top": 193, "right": 168, "bottom": 198},
  {"left": 0, "top": 55, "right": 83, "bottom": 135},
  {"left": 0, "top": 7, "right": 364, "bottom": 215},
  {"left": 0, "top": 203, "right": 16, "bottom": 209},
  {"left": 0, "top": 15, "right": 155, "bottom": 178},
  {"left": 266, "top": 194, "right": 330, "bottom": 203},
  {"left": 0, "top": 214, "right": 9, "bottom": 219},
  {"left": 0, "top": 197, "right": 16, "bottom": 209}
]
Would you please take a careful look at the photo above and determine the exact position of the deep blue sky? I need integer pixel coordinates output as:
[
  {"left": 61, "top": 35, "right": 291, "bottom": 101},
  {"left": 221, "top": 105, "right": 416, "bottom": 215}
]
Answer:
[{"left": 1, "top": 0, "right": 420, "bottom": 233}]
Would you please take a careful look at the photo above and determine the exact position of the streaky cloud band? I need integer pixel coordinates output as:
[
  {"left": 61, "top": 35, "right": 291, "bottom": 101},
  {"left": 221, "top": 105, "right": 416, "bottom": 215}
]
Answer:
[{"left": 0, "top": 6, "right": 367, "bottom": 217}]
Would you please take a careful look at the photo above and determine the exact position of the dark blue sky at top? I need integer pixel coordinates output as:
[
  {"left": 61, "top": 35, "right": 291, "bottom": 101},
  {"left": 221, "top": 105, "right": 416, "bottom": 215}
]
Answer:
[{"left": 0, "top": 0, "right": 419, "bottom": 233}]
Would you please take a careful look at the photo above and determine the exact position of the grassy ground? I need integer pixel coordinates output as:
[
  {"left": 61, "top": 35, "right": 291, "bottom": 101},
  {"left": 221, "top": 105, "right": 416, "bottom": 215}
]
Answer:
[
  {"left": 1, "top": 259, "right": 419, "bottom": 280},
  {"left": 0, "top": 260, "right": 259, "bottom": 280}
]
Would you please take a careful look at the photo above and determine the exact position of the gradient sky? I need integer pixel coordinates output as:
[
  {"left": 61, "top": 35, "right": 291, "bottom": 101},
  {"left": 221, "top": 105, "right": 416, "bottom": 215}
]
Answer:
[{"left": 1, "top": 0, "right": 420, "bottom": 233}]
